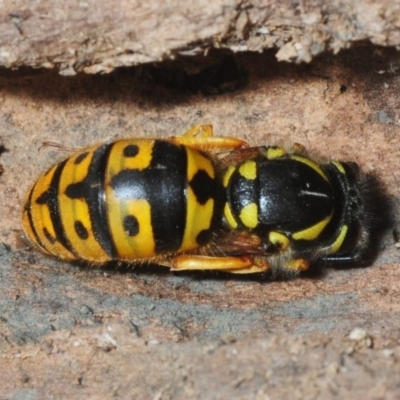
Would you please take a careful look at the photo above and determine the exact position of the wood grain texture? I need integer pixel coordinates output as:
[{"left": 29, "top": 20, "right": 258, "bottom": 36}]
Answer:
[{"left": 1, "top": 0, "right": 400, "bottom": 74}]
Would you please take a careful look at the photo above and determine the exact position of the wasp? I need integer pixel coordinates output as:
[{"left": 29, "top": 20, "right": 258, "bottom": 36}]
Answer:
[{"left": 22, "top": 124, "right": 371, "bottom": 275}]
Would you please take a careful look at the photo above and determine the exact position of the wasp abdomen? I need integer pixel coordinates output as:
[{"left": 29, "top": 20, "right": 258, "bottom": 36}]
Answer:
[{"left": 22, "top": 139, "right": 218, "bottom": 262}]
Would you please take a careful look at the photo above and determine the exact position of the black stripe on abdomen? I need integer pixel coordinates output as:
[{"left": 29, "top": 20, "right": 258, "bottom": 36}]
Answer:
[
  {"left": 109, "top": 141, "right": 187, "bottom": 254},
  {"left": 64, "top": 143, "right": 118, "bottom": 259},
  {"left": 35, "top": 159, "right": 78, "bottom": 256}
]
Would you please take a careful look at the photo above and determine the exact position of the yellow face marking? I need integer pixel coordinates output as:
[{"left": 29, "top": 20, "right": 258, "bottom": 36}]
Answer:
[
  {"left": 239, "top": 203, "right": 258, "bottom": 229},
  {"left": 239, "top": 161, "right": 257, "bottom": 180},
  {"left": 292, "top": 215, "right": 331, "bottom": 241},
  {"left": 58, "top": 150, "right": 110, "bottom": 262},
  {"left": 224, "top": 202, "right": 238, "bottom": 229},
  {"left": 223, "top": 166, "right": 235, "bottom": 188},
  {"left": 269, "top": 231, "right": 290, "bottom": 250},
  {"left": 290, "top": 155, "right": 329, "bottom": 182},
  {"left": 265, "top": 147, "right": 286, "bottom": 160},
  {"left": 327, "top": 225, "right": 349, "bottom": 254},
  {"left": 331, "top": 161, "right": 346, "bottom": 174},
  {"left": 179, "top": 148, "right": 215, "bottom": 252}
]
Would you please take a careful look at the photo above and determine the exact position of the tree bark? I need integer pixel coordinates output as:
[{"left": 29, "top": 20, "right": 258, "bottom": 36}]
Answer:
[{"left": 1, "top": 0, "right": 400, "bottom": 75}]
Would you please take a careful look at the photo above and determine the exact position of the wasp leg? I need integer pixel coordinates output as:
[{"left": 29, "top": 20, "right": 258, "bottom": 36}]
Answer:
[
  {"left": 170, "top": 254, "right": 272, "bottom": 274},
  {"left": 169, "top": 124, "right": 248, "bottom": 150},
  {"left": 182, "top": 124, "right": 214, "bottom": 138},
  {"left": 218, "top": 145, "right": 290, "bottom": 169},
  {"left": 39, "top": 141, "right": 77, "bottom": 152},
  {"left": 285, "top": 258, "right": 310, "bottom": 272}
]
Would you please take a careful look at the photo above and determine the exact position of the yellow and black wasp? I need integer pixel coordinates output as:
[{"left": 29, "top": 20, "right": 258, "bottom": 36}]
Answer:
[{"left": 22, "top": 125, "right": 371, "bottom": 275}]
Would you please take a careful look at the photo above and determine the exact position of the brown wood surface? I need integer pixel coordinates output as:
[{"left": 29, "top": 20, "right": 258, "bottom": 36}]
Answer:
[{"left": 1, "top": 0, "right": 400, "bottom": 74}]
